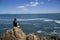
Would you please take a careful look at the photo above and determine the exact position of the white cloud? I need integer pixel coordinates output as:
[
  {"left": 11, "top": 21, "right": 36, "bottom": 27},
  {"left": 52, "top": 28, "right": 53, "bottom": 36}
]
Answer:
[
  {"left": 17, "top": 6, "right": 28, "bottom": 10},
  {"left": 17, "top": 0, "right": 39, "bottom": 10},
  {"left": 25, "top": 2, "right": 39, "bottom": 7},
  {"left": 30, "top": 2, "right": 34, "bottom": 4},
  {"left": 30, "top": 2, "right": 39, "bottom": 7}
]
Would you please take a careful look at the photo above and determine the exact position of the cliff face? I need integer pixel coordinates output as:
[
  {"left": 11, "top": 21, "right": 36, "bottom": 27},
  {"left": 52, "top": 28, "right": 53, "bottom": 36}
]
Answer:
[
  {"left": 1, "top": 27, "right": 26, "bottom": 40},
  {"left": 0, "top": 27, "right": 60, "bottom": 40}
]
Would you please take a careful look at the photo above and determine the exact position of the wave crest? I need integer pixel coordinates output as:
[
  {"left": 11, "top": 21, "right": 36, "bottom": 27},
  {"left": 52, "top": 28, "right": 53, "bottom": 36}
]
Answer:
[{"left": 0, "top": 18, "right": 60, "bottom": 24}]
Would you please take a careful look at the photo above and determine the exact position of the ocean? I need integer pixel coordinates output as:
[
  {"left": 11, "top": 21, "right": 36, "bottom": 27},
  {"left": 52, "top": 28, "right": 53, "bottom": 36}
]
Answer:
[{"left": 0, "top": 13, "right": 60, "bottom": 37}]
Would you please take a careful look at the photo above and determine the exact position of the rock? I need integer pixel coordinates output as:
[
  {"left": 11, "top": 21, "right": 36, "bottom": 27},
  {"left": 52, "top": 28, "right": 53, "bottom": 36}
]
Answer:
[
  {"left": 57, "top": 38, "right": 60, "bottom": 40},
  {"left": 47, "top": 36, "right": 57, "bottom": 40},
  {"left": 1, "top": 27, "right": 26, "bottom": 40},
  {"left": 0, "top": 27, "right": 60, "bottom": 40},
  {"left": 26, "top": 33, "right": 40, "bottom": 40},
  {"left": 40, "top": 37, "right": 48, "bottom": 40}
]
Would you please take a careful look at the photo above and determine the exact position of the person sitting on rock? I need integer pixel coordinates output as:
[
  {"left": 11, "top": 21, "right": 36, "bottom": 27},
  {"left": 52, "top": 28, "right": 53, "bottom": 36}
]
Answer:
[{"left": 13, "top": 18, "right": 17, "bottom": 27}]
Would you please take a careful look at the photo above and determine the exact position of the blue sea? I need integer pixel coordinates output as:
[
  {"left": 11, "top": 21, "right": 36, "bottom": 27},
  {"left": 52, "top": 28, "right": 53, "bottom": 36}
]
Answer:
[{"left": 0, "top": 13, "right": 60, "bottom": 37}]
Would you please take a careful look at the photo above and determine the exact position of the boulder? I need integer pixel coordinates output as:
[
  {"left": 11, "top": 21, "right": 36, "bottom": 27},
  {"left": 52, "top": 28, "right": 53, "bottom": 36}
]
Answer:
[
  {"left": 26, "top": 33, "right": 40, "bottom": 40},
  {"left": 1, "top": 27, "right": 26, "bottom": 40}
]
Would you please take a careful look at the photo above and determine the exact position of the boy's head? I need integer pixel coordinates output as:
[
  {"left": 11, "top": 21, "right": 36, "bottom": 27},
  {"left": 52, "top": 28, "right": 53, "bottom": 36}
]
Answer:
[{"left": 14, "top": 18, "right": 16, "bottom": 21}]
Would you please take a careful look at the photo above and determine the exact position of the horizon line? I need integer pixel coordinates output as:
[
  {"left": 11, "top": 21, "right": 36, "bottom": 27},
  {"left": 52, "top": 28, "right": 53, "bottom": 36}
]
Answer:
[{"left": 0, "top": 13, "right": 60, "bottom": 14}]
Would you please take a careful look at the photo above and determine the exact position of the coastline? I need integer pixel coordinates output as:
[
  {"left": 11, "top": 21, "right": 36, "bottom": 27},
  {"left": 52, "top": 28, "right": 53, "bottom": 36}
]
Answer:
[{"left": 0, "top": 27, "right": 60, "bottom": 40}]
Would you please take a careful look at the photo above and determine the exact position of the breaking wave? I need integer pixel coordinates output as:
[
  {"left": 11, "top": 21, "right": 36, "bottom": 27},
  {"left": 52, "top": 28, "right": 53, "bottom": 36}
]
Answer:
[
  {"left": 37, "top": 30, "right": 45, "bottom": 33},
  {"left": 37, "top": 30, "right": 60, "bottom": 36},
  {"left": 0, "top": 18, "right": 60, "bottom": 24}
]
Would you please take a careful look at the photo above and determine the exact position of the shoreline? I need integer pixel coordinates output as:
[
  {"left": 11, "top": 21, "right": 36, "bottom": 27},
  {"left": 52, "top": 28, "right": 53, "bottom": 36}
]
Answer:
[{"left": 0, "top": 27, "right": 60, "bottom": 40}]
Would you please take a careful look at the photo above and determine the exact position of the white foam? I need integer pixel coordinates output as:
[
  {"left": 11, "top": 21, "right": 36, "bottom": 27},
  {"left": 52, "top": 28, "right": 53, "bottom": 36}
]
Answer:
[
  {"left": 17, "top": 18, "right": 55, "bottom": 22},
  {"left": 0, "top": 18, "right": 60, "bottom": 24},
  {"left": 51, "top": 32, "right": 57, "bottom": 35},
  {"left": 50, "top": 30, "right": 60, "bottom": 35},
  {"left": 17, "top": 18, "right": 44, "bottom": 21},
  {"left": 37, "top": 30, "right": 45, "bottom": 33},
  {"left": 54, "top": 20, "right": 60, "bottom": 23},
  {"left": 43, "top": 19, "right": 53, "bottom": 22}
]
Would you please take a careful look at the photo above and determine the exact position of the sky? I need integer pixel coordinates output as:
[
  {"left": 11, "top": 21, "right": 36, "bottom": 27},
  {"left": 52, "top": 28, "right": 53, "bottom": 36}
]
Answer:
[{"left": 0, "top": 0, "right": 60, "bottom": 14}]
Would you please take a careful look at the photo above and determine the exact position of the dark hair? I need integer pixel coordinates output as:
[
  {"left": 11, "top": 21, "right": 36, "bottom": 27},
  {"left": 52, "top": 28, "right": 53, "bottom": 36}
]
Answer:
[{"left": 14, "top": 18, "right": 16, "bottom": 21}]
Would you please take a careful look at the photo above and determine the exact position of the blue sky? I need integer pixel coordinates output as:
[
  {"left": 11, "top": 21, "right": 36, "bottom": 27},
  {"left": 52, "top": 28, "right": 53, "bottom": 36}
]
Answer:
[{"left": 0, "top": 0, "right": 60, "bottom": 14}]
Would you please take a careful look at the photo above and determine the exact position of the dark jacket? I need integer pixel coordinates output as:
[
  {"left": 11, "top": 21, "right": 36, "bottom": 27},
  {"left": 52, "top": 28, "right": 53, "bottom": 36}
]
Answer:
[{"left": 13, "top": 20, "right": 17, "bottom": 27}]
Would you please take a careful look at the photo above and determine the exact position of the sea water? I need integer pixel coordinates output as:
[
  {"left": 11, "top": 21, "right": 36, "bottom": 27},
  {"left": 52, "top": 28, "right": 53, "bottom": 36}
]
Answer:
[{"left": 0, "top": 13, "right": 60, "bottom": 37}]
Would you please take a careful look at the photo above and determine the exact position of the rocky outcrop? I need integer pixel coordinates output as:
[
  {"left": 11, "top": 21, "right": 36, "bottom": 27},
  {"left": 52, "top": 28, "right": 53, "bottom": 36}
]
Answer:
[
  {"left": 1, "top": 27, "right": 26, "bottom": 40},
  {"left": 0, "top": 27, "right": 60, "bottom": 40},
  {"left": 26, "top": 33, "right": 40, "bottom": 40}
]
